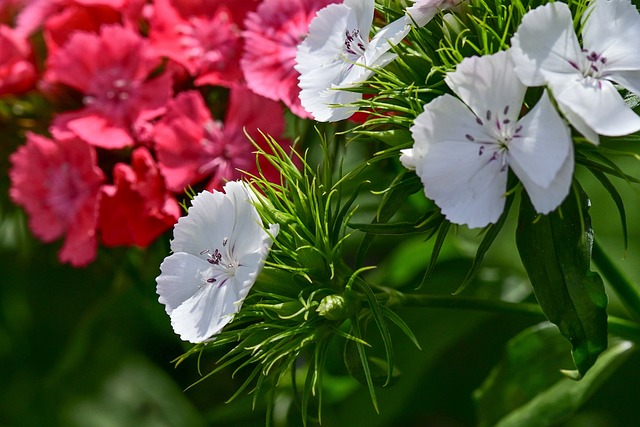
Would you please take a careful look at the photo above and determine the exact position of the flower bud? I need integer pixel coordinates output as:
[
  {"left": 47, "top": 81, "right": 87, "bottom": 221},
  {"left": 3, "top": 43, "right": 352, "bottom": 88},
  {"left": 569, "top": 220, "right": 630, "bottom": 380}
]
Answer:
[{"left": 317, "top": 294, "right": 351, "bottom": 321}]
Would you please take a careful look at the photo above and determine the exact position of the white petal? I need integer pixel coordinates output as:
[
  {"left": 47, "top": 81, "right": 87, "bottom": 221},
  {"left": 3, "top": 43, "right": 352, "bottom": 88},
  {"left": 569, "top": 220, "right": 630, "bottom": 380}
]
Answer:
[
  {"left": 609, "top": 70, "right": 640, "bottom": 96},
  {"left": 582, "top": 0, "right": 640, "bottom": 71},
  {"left": 520, "top": 146, "right": 574, "bottom": 215},
  {"left": 170, "top": 190, "right": 233, "bottom": 258},
  {"left": 295, "top": 3, "right": 352, "bottom": 71},
  {"left": 345, "top": 0, "right": 375, "bottom": 37},
  {"left": 299, "top": 83, "right": 361, "bottom": 122},
  {"left": 400, "top": 148, "right": 417, "bottom": 170},
  {"left": 418, "top": 141, "right": 507, "bottom": 228},
  {"left": 407, "top": 0, "right": 458, "bottom": 27},
  {"left": 510, "top": 2, "right": 583, "bottom": 87},
  {"left": 169, "top": 277, "right": 240, "bottom": 343},
  {"left": 445, "top": 51, "right": 525, "bottom": 123},
  {"left": 550, "top": 76, "right": 640, "bottom": 137},
  {"left": 556, "top": 103, "right": 600, "bottom": 145},
  {"left": 411, "top": 95, "right": 508, "bottom": 228},
  {"left": 508, "top": 90, "right": 572, "bottom": 189},
  {"left": 348, "top": 15, "right": 412, "bottom": 84},
  {"left": 156, "top": 252, "right": 210, "bottom": 315}
]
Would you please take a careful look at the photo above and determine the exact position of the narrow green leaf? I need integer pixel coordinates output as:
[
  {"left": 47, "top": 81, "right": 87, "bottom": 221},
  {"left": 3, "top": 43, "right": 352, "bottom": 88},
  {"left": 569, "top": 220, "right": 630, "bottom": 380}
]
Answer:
[
  {"left": 356, "top": 278, "right": 395, "bottom": 387},
  {"left": 516, "top": 188, "right": 608, "bottom": 377},
  {"left": 379, "top": 305, "right": 421, "bottom": 350},
  {"left": 474, "top": 323, "right": 634, "bottom": 427},
  {"left": 588, "top": 169, "right": 628, "bottom": 250}
]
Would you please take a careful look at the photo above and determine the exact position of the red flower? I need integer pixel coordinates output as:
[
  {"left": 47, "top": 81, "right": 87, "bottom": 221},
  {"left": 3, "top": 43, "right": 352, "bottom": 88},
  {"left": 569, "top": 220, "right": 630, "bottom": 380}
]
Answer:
[
  {"left": 241, "top": 0, "right": 339, "bottom": 118},
  {"left": 0, "top": 24, "right": 37, "bottom": 96},
  {"left": 46, "top": 24, "right": 172, "bottom": 149},
  {"left": 153, "top": 88, "right": 287, "bottom": 193},
  {"left": 99, "top": 147, "right": 180, "bottom": 247},
  {"left": 149, "top": 0, "right": 243, "bottom": 88},
  {"left": 9, "top": 133, "right": 105, "bottom": 266},
  {"left": 168, "top": 0, "right": 260, "bottom": 23}
]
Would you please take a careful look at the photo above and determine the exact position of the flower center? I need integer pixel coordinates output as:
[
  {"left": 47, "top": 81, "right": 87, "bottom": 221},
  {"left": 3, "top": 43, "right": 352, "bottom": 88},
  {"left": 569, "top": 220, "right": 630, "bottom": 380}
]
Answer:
[
  {"left": 200, "top": 237, "right": 238, "bottom": 287},
  {"left": 568, "top": 49, "right": 608, "bottom": 84},
  {"left": 465, "top": 105, "right": 523, "bottom": 172},
  {"left": 343, "top": 29, "right": 367, "bottom": 61}
]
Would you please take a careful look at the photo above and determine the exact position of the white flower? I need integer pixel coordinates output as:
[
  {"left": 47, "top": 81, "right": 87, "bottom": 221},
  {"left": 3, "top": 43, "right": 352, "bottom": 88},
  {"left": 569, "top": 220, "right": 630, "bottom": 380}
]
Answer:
[
  {"left": 410, "top": 51, "right": 574, "bottom": 228},
  {"left": 511, "top": 0, "right": 640, "bottom": 144},
  {"left": 406, "top": 0, "right": 466, "bottom": 27},
  {"left": 156, "top": 181, "right": 278, "bottom": 343},
  {"left": 295, "top": 0, "right": 411, "bottom": 122}
]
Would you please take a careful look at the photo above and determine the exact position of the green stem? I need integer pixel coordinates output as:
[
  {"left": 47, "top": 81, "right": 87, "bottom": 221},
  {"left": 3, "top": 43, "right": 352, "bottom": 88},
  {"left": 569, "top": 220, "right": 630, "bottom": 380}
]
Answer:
[
  {"left": 592, "top": 240, "right": 640, "bottom": 322},
  {"left": 395, "top": 293, "right": 640, "bottom": 343}
]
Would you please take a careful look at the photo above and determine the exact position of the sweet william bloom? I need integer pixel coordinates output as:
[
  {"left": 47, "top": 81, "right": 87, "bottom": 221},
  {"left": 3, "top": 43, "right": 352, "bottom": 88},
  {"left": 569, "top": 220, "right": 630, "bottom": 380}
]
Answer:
[
  {"left": 0, "top": 25, "right": 37, "bottom": 96},
  {"left": 511, "top": 0, "right": 640, "bottom": 144},
  {"left": 241, "top": 0, "right": 339, "bottom": 118},
  {"left": 46, "top": 25, "right": 172, "bottom": 149},
  {"left": 154, "top": 88, "right": 286, "bottom": 192},
  {"left": 99, "top": 147, "right": 180, "bottom": 247},
  {"left": 409, "top": 51, "right": 574, "bottom": 228},
  {"left": 156, "top": 181, "right": 279, "bottom": 343},
  {"left": 295, "top": 0, "right": 412, "bottom": 122},
  {"left": 149, "top": 0, "right": 243, "bottom": 88},
  {"left": 9, "top": 133, "right": 105, "bottom": 266}
]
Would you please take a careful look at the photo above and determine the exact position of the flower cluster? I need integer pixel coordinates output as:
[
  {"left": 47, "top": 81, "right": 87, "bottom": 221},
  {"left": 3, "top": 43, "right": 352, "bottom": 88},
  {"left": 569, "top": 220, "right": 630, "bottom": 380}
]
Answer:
[
  {"left": 3, "top": 0, "right": 340, "bottom": 266},
  {"left": 298, "top": 0, "right": 640, "bottom": 228}
]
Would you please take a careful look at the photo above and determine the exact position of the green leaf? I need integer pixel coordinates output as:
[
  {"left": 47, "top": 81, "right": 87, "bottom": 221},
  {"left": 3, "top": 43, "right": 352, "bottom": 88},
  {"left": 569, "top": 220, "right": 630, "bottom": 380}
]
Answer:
[
  {"left": 474, "top": 323, "right": 634, "bottom": 427},
  {"left": 516, "top": 188, "right": 608, "bottom": 377}
]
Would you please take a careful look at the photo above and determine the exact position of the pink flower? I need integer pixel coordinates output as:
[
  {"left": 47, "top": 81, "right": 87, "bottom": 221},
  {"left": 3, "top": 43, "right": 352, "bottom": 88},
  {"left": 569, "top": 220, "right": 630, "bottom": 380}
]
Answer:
[
  {"left": 241, "top": 0, "right": 339, "bottom": 118},
  {"left": 168, "top": 0, "right": 260, "bottom": 23},
  {"left": 153, "top": 88, "right": 287, "bottom": 192},
  {"left": 0, "top": 24, "right": 37, "bottom": 96},
  {"left": 99, "top": 147, "right": 180, "bottom": 247},
  {"left": 149, "top": 0, "right": 243, "bottom": 87},
  {"left": 9, "top": 133, "right": 105, "bottom": 266},
  {"left": 15, "top": 0, "right": 127, "bottom": 37},
  {"left": 46, "top": 24, "right": 172, "bottom": 149}
]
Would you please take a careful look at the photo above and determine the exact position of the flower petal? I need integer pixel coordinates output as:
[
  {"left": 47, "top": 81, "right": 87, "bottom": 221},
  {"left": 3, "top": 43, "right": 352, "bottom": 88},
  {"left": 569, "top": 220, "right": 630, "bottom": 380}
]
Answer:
[
  {"left": 510, "top": 2, "right": 583, "bottom": 87},
  {"left": 508, "top": 90, "right": 572, "bottom": 189},
  {"left": 445, "top": 50, "right": 525, "bottom": 124},
  {"left": 158, "top": 253, "right": 240, "bottom": 343},
  {"left": 411, "top": 94, "right": 508, "bottom": 228},
  {"left": 582, "top": 0, "right": 640, "bottom": 71},
  {"left": 550, "top": 76, "right": 640, "bottom": 137},
  {"left": 519, "top": 146, "right": 574, "bottom": 215}
]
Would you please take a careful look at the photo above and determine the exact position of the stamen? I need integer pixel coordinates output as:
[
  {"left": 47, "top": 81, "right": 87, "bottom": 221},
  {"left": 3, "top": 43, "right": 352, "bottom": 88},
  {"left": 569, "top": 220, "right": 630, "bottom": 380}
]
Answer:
[{"left": 465, "top": 134, "right": 475, "bottom": 142}]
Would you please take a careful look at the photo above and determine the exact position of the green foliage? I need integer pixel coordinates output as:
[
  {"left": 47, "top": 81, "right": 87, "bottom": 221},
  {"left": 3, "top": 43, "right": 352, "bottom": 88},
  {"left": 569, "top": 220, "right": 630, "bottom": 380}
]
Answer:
[
  {"left": 474, "top": 323, "right": 635, "bottom": 427},
  {"left": 516, "top": 187, "right": 608, "bottom": 378}
]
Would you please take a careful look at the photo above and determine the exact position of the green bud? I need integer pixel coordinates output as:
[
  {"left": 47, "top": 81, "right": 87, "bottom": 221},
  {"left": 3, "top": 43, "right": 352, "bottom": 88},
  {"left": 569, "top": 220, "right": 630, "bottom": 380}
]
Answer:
[{"left": 317, "top": 294, "right": 350, "bottom": 321}]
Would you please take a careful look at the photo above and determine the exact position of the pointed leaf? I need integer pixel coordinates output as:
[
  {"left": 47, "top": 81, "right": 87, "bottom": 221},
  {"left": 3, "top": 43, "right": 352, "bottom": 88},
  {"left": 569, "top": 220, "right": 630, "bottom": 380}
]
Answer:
[{"left": 516, "top": 188, "right": 608, "bottom": 377}]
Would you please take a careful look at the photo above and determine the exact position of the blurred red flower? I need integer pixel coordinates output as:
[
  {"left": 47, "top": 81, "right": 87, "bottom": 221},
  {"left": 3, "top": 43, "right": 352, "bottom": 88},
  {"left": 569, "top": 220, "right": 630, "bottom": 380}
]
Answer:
[
  {"left": 9, "top": 133, "right": 105, "bottom": 266},
  {"left": 99, "top": 147, "right": 180, "bottom": 247},
  {"left": 153, "top": 87, "right": 287, "bottom": 192},
  {"left": 46, "top": 24, "right": 172, "bottom": 149}
]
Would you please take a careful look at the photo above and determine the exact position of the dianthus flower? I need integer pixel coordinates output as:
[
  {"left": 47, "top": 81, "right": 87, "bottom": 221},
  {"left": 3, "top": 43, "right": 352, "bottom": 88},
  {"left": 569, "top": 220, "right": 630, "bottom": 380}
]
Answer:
[
  {"left": 156, "top": 181, "right": 278, "bottom": 343},
  {"left": 409, "top": 51, "right": 573, "bottom": 228},
  {"left": 153, "top": 88, "right": 286, "bottom": 192},
  {"left": 149, "top": 0, "right": 243, "bottom": 87},
  {"left": 99, "top": 147, "right": 180, "bottom": 247},
  {"left": 511, "top": 0, "right": 640, "bottom": 144},
  {"left": 46, "top": 24, "right": 172, "bottom": 149},
  {"left": 0, "top": 24, "right": 37, "bottom": 96},
  {"left": 9, "top": 133, "right": 105, "bottom": 266},
  {"left": 295, "top": 0, "right": 411, "bottom": 121},
  {"left": 241, "top": 0, "right": 339, "bottom": 118}
]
